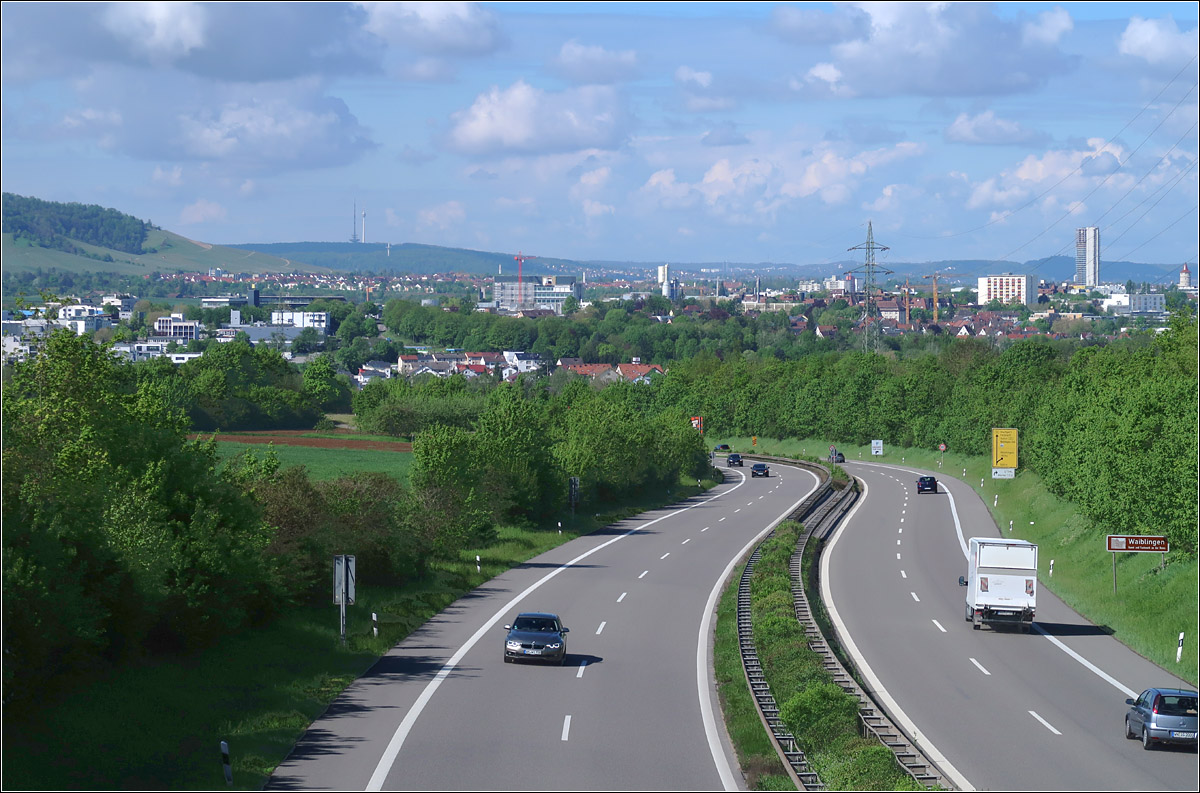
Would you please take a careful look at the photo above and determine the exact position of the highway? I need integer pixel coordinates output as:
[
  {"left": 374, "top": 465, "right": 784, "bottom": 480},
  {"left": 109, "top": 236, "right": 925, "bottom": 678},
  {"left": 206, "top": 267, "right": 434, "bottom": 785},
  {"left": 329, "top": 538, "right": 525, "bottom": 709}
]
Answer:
[
  {"left": 829, "top": 461, "right": 1197, "bottom": 791},
  {"left": 269, "top": 460, "right": 820, "bottom": 791}
]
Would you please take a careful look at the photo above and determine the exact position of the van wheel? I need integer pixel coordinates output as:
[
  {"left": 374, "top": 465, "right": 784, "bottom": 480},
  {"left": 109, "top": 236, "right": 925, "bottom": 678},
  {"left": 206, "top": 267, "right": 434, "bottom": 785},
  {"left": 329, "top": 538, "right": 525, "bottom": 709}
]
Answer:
[{"left": 965, "top": 604, "right": 972, "bottom": 622}]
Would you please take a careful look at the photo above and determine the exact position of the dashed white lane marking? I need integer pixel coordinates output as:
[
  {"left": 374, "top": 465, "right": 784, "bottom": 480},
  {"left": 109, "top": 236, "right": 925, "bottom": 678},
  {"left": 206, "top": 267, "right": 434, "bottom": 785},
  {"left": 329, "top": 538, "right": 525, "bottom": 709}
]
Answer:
[
  {"left": 932, "top": 620, "right": 946, "bottom": 633},
  {"left": 734, "top": 509, "right": 741, "bottom": 513},
  {"left": 896, "top": 553, "right": 901, "bottom": 560},
  {"left": 1029, "top": 711, "right": 1062, "bottom": 735},
  {"left": 638, "top": 570, "right": 648, "bottom": 579},
  {"left": 682, "top": 538, "right": 691, "bottom": 545},
  {"left": 910, "top": 592, "right": 920, "bottom": 602},
  {"left": 970, "top": 658, "right": 991, "bottom": 676},
  {"left": 897, "top": 539, "right": 901, "bottom": 545},
  {"left": 576, "top": 661, "right": 588, "bottom": 679},
  {"left": 702, "top": 526, "right": 710, "bottom": 532},
  {"left": 719, "top": 517, "right": 727, "bottom": 522},
  {"left": 900, "top": 570, "right": 907, "bottom": 579},
  {"left": 660, "top": 552, "right": 670, "bottom": 560},
  {"left": 617, "top": 592, "right": 627, "bottom": 603},
  {"left": 561, "top": 715, "right": 572, "bottom": 741},
  {"left": 596, "top": 621, "right": 606, "bottom": 635}
]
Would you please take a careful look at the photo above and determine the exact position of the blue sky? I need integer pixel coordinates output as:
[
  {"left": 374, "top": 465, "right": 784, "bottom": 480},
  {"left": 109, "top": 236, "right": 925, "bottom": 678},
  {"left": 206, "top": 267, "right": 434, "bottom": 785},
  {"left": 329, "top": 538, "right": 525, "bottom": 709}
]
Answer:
[{"left": 2, "top": 2, "right": 1196, "bottom": 268}]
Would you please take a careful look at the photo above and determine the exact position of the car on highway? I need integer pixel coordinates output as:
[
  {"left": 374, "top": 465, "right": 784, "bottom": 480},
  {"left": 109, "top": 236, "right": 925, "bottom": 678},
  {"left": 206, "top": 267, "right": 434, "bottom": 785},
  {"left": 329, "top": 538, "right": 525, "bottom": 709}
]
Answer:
[
  {"left": 727, "top": 453, "right": 743, "bottom": 467},
  {"left": 750, "top": 462, "right": 769, "bottom": 477},
  {"left": 916, "top": 475, "right": 938, "bottom": 494},
  {"left": 832, "top": 452, "right": 845, "bottom": 463},
  {"left": 1125, "top": 687, "right": 1198, "bottom": 750},
  {"left": 714, "top": 444, "right": 731, "bottom": 452},
  {"left": 504, "top": 612, "right": 569, "bottom": 665}
]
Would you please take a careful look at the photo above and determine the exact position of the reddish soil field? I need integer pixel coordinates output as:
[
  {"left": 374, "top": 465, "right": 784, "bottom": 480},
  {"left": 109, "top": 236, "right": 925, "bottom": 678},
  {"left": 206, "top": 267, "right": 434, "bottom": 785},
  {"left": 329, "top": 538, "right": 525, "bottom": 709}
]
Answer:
[{"left": 191, "top": 430, "right": 412, "bottom": 453}]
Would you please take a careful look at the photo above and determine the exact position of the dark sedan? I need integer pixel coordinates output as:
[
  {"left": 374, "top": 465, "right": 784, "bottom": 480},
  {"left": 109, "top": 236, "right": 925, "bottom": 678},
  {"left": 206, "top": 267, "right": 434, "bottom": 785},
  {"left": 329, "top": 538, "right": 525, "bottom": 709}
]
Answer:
[
  {"left": 917, "top": 476, "right": 938, "bottom": 494},
  {"left": 504, "top": 612, "right": 569, "bottom": 665},
  {"left": 751, "top": 462, "right": 770, "bottom": 477},
  {"left": 727, "top": 453, "right": 743, "bottom": 467}
]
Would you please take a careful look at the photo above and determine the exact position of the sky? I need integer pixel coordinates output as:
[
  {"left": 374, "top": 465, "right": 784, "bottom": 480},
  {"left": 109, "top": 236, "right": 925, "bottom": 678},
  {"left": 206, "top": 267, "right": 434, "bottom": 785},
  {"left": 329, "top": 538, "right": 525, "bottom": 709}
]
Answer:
[{"left": 2, "top": 2, "right": 1197, "bottom": 269}]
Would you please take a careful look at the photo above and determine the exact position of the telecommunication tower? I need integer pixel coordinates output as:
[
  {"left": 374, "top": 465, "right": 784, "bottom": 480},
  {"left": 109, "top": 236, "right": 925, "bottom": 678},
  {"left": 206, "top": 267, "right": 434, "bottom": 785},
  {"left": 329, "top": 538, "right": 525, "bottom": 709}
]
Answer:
[{"left": 846, "top": 221, "right": 893, "bottom": 353}]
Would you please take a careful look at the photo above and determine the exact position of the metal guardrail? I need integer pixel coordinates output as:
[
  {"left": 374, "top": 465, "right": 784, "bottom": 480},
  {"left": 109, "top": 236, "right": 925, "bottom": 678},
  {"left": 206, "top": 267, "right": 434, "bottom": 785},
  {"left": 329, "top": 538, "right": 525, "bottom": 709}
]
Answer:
[
  {"left": 734, "top": 457, "right": 830, "bottom": 790},
  {"left": 732, "top": 456, "right": 950, "bottom": 791}
]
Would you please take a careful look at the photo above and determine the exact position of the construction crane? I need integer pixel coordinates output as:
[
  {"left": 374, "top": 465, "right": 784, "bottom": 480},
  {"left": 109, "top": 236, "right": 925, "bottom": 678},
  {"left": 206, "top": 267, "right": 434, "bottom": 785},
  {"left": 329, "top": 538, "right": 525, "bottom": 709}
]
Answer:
[
  {"left": 922, "top": 272, "right": 942, "bottom": 323},
  {"left": 514, "top": 251, "right": 538, "bottom": 305}
]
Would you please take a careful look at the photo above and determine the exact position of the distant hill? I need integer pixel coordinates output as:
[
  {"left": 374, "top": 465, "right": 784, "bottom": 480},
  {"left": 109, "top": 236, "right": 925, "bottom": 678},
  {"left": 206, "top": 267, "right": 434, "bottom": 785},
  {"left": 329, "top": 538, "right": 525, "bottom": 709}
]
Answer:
[
  {"left": 1, "top": 194, "right": 304, "bottom": 276},
  {"left": 226, "top": 241, "right": 581, "bottom": 277},
  {"left": 1, "top": 194, "right": 1182, "bottom": 285}
]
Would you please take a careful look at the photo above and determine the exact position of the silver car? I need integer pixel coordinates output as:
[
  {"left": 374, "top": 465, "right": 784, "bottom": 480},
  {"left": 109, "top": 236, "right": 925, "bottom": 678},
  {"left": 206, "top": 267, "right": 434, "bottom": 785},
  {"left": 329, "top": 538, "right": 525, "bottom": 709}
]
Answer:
[{"left": 1124, "top": 687, "right": 1198, "bottom": 750}]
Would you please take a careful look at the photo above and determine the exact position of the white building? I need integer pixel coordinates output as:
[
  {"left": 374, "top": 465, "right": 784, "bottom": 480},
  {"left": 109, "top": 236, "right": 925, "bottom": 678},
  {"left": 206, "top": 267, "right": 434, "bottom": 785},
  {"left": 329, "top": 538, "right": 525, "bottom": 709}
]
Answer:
[
  {"left": 153, "top": 313, "right": 201, "bottom": 340},
  {"left": 1075, "top": 227, "right": 1100, "bottom": 286},
  {"left": 271, "top": 311, "right": 328, "bottom": 332},
  {"left": 493, "top": 275, "right": 582, "bottom": 314},
  {"left": 977, "top": 274, "right": 1036, "bottom": 307},
  {"left": 1128, "top": 293, "right": 1167, "bottom": 314}
]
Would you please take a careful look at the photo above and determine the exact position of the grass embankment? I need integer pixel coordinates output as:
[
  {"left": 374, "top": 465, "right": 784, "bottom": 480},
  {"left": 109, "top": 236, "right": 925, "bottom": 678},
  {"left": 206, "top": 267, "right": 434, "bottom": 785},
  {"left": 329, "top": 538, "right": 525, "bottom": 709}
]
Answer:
[
  {"left": 745, "top": 521, "right": 921, "bottom": 790},
  {"left": 211, "top": 442, "right": 414, "bottom": 482},
  {"left": 1, "top": 476, "right": 720, "bottom": 790},
  {"left": 713, "top": 569, "right": 794, "bottom": 790},
  {"left": 716, "top": 436, "right": 1198, "bottom": 684}
]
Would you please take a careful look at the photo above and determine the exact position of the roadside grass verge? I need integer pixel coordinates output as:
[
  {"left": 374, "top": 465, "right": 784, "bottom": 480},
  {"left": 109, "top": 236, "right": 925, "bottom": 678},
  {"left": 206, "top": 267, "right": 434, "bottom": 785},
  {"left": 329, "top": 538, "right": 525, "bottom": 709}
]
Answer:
[
  {"left": 713, "top": 437, "right": 1198, "bottom": 685},
  {"left": 749, "top": 522, "right": 921, "bottom": 791},
  {"left": 0, "top": 474, "right": 719, "bottom": 791},
  {"left": 713, "top": 561, "right": 794, "bottom": 790},
  {"left": 211, "top": 442, "right": 414, "bottom": 483}
]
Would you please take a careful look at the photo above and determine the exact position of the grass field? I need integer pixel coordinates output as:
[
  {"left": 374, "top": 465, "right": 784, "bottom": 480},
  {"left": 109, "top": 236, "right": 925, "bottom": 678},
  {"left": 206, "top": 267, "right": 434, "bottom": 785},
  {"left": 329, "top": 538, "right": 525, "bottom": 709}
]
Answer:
[
  {"left": 211, "top": 442, "right": 413, "bottom": 483},
  {"left": 713, "top": 436, "right": 1198, "bottom": 684}
]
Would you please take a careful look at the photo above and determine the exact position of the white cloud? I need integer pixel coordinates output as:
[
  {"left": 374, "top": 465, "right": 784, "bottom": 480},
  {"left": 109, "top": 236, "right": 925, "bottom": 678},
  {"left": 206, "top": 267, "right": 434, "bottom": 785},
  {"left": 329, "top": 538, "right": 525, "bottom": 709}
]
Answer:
[
  {"left": 675, "top": 66, "right": 712, "bottom": 88},
  {"left": 416, "top": 200, "right": 465, "bottom": 230},
  {"left": 945, "top": 111, "right": 1042, "bottom": 145},
  {"left": 863, "top": 184, "right": 912, "bottom": 212},
  {"left": 552, "top": 40, "right": 638, "bottom": 84},
  {"left": 1022, "top": 7, "right": 1073, "bottom": 46},
  {"left": 152, "top": 165, "right": 183, "bottom": 186},
  {"left": 358, "top": 1, "right": 501, "bottom": 55},
  {"left": 1119, "top": 16, "right": 1199, "bottom": 66},
  {"left": 771, "top": 5, "right": 870, "bottom": 45},
  {"left": 798, "top": 3, "right": 1074, "bottom": 98},
  {"left": 582, "top": 199, "right": 615, "bottom": 218},
  {"left": 179, "top": 198, "right": 226, "bottom": 224},
  {"left": 446, "top": 80, "right": 628, "bottom": 155},
  {"left": 102, "top": 2, "right": 207, "bottom": 62}
]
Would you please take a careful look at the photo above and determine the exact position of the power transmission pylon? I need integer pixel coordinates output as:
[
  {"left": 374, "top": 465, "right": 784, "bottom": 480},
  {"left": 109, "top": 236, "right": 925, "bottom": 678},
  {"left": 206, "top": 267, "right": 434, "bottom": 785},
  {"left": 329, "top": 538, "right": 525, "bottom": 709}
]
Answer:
[{"left": 847, "top": 221, "right": 893, "bottom": 353}]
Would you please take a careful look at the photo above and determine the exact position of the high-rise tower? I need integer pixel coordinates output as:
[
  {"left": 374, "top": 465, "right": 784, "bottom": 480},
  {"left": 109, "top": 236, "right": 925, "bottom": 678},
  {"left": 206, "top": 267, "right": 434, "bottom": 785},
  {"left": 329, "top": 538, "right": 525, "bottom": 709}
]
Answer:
[{"left": 1075, "top": 227, "right": 1100, "bottom": 287}]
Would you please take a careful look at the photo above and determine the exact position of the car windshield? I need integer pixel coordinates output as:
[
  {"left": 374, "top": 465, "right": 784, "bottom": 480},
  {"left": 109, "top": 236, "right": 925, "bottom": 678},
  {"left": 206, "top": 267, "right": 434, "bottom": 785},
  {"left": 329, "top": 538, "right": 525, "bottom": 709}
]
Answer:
[
  {"left": 1157, "top": 694, "right": 1198, "bottom": 716},
  {"left": 514, "top": 617, "right": 558, "bottom": 632}
]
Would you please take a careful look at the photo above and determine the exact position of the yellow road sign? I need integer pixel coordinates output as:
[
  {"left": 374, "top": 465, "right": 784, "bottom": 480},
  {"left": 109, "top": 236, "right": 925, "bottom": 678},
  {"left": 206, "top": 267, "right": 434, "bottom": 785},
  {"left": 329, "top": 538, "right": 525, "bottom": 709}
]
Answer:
[{"left": 992, "top": 428, "right": 1018, "bottom": 468}]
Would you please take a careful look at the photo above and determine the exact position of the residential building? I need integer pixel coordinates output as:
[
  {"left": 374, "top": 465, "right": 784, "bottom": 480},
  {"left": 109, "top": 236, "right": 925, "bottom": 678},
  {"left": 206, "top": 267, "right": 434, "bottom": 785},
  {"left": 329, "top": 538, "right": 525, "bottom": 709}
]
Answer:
[
  {"left": 1128, "top": 293, "right": 1167, "bottom": 314},
  {"left": 1075, "top": 227, "right": 1100, "bottom": 286},
  {"left": 977, "top": 274, "right": 1036, "bottom": 307}
]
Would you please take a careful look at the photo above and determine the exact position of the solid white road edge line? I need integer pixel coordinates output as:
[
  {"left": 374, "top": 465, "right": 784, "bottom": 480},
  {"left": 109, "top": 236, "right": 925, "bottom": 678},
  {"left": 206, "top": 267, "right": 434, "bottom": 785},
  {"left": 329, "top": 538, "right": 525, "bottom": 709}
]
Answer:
[
  {"left": 365, "top": 471, "right": 750, "bottom": 790},
  {"left": 697, "top": 464, "right": 820, "bottom": 792},
  {"left": 822, "top": 476, "right": 974, "bottom": 792}
]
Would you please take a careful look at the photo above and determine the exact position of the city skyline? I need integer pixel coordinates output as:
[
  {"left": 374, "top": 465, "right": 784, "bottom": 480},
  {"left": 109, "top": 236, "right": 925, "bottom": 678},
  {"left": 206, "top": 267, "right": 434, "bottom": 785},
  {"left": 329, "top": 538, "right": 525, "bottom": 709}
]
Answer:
[{"left": 2, "top": 2, "right": 1197, "bottom": 274}]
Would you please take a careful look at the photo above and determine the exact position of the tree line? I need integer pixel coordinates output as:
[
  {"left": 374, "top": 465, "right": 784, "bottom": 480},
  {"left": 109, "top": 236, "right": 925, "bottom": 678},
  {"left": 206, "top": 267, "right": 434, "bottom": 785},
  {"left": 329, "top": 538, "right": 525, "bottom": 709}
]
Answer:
[
  {"left": 643, "top": 312, "right": 1197, "bottom": 557},
  {"left": 1, "top": 330, "right": 708, "bottom": 700}
]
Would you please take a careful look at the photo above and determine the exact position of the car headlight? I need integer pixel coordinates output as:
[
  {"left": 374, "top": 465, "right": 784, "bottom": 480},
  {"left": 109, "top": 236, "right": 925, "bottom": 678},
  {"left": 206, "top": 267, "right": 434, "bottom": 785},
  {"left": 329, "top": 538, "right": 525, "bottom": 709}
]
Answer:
[
  {"left": 506, "top": 640, "right": 522, "bottom": 649},
  {"left": 546, "top": 642, "right": 561, "bottom": 650}
]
